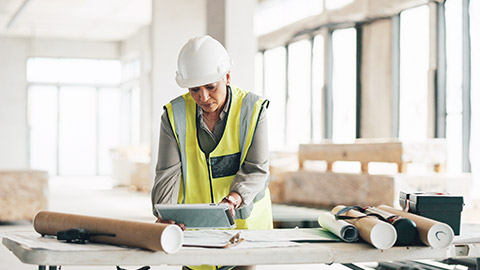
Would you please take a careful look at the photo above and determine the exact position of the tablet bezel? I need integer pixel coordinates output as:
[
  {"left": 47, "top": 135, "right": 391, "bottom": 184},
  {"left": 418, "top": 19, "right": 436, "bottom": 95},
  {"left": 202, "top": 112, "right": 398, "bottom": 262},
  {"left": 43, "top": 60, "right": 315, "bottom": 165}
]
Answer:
[{"left": 154, "top": 203, "right": 236, "bottom": 229}]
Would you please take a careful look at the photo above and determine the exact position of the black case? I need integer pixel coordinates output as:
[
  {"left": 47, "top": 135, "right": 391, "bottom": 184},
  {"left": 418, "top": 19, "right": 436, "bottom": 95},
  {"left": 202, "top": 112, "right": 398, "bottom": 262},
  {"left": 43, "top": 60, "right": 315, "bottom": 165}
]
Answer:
[{"left": 399, "top": 191, "right": 464, "bottom": 235}]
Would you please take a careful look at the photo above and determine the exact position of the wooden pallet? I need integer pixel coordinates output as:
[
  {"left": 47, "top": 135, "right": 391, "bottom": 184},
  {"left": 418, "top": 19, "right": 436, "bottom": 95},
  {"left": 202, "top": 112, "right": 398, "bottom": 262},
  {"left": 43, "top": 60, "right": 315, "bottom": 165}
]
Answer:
[{"left": 298, "top": 139, "right": 447, "bottom": 174}]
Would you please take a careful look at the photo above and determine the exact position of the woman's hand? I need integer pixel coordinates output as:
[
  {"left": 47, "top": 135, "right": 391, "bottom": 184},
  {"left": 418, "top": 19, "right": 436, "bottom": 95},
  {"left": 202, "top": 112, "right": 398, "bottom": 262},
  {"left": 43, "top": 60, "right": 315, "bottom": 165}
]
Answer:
[
  {"left": 221, "top": 192, "right": 243, "bottom": 217},
  {"left": 155, "top": 216, "right": 186, "bottom": 231}
]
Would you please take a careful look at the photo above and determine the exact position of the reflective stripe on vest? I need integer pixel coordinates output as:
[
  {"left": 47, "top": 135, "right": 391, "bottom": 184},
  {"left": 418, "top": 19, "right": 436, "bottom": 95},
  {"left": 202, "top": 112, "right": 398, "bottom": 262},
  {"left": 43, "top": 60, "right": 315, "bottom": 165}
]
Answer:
[{"left": 164, "top": 86, "right": 271, "bottom": 223}]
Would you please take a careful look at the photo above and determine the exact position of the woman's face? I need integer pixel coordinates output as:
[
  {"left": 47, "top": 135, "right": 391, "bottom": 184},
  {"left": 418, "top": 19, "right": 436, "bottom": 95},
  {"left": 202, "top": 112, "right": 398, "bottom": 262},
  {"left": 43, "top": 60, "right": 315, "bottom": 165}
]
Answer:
[{"left": 188, "top": 74, "right": 230, "bottom": 113}]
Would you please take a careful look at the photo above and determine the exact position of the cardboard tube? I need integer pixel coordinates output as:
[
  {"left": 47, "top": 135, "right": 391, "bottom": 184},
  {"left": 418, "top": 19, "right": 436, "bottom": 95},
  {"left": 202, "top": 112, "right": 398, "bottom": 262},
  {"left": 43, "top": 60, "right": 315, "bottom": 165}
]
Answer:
[
  {"left": 332, "top": 205, "right": 396, "bottom": 249},
  {"left": 364, "top": 207, "right": 417, "bottom": 246},
  {"left": 34, "top": 211, "right": 183, "bottom": 253},
  {"left": 377, "top": 205, "right": 454, "bottom": 249},
  {"left": 318, "top": 212, "right": 359, "bottom": 242}
]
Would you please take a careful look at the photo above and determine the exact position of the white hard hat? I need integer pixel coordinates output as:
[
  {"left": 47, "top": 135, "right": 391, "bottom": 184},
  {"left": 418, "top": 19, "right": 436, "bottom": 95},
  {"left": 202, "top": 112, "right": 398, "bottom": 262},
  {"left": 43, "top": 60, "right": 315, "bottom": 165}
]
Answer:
[{"left": 175, "top": 35, "right": 233, "bottom": 88}]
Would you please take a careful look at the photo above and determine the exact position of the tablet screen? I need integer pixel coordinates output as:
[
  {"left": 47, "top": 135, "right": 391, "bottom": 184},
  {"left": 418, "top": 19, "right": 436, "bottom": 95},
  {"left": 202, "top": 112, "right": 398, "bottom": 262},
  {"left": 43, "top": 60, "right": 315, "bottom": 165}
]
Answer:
[{"left": 155, "top": 203, "right": 236, "bottom": 229}]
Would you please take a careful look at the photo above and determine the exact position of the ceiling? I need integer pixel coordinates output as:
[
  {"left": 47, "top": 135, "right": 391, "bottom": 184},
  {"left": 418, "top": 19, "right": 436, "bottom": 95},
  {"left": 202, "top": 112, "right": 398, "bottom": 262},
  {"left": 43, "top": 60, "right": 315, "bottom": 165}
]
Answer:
[{"left": 0, "top": 0, "right": 151, "bottom": 42}]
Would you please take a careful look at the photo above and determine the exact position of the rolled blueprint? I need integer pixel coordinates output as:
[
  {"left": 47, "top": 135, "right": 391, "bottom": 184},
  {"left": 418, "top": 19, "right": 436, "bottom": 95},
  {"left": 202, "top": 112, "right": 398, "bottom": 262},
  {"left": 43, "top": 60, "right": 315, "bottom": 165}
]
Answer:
[
  {"left": 364, "top": 206, "right": 417, "bottom": 246},
  {"left": 34, "top": 211, "right": 183, "bottom": 253},
  {"left": 377, "top": 205, "right": 454, "bottom": 249},
  {"left": 318, "top": 212, "right": 359, "bottom": 242},
  {"left": 332, "top": 205, "right": 397, "bottom": 249}
]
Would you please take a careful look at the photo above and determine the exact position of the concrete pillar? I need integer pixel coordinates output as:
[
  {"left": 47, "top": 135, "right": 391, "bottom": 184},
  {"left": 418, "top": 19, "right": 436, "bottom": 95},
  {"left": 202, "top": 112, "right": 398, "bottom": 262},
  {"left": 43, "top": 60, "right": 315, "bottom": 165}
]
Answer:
[
  {"left": 150, "top": 0, "right": 207, "bottom": 177},
  {"left": 207, "top": 0, "right": 256, "bottom": 90},
  {"left": 360, "top": 18, "right": 394, "bottom": 138},
  {"left": 0, "top": 38, "right": 28, "bottom": 169}
]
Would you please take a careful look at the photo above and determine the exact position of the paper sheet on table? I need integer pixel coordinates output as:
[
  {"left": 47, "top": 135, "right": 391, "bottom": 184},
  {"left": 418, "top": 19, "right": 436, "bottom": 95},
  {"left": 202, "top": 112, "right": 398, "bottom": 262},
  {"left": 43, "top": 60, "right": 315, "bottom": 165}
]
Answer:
[
  {"left": 183, "top": 229, "right": 320, "bottom": 249},
  {"left": 317, "top": 212, "right": 359, "bottom": 242},
  {"left": 182, "top": 240, "right": 300, "bottom": 249},
  {"left": 183, "top": 230, "right": 241, "bottom": 247},
  {"left": 242, "top": 228, "right": 340, "bottom": 242},
  {"left": 183, "top": 228, "right": 338, "bottom": 247}
]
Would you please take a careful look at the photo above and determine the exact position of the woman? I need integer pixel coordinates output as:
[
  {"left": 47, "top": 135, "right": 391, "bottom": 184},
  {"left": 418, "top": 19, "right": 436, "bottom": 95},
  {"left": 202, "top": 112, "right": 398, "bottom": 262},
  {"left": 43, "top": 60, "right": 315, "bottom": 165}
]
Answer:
[{"left": 151, "top": 35, "right": 272, "bottom": 270}]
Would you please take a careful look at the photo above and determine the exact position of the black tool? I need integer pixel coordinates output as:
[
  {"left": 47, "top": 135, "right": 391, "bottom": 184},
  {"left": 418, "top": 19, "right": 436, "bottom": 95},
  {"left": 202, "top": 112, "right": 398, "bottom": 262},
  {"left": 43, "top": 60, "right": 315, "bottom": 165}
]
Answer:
[
  {"left": 116, "top": 266, "right": 150, "bottom": 270},
  {"left": 57, "top": 228, "right": 116, "bottom": 244}
]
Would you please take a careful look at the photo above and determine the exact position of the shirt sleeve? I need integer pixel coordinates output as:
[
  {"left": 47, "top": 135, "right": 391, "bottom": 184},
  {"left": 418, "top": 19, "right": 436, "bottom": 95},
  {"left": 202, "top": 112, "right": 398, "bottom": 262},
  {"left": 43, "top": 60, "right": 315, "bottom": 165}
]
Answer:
[
  {"left": 151, "top": 111, "right": 182, "bottom": 217},
  {"left": 229, "top": 106, "right": 270, "bottom": 208}
]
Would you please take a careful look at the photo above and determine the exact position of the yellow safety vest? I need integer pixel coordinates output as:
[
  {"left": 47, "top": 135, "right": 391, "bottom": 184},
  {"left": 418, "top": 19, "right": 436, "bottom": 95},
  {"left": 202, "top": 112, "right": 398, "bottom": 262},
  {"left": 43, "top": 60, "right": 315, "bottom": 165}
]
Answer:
[{"left": 164, "top": 86, "right": 273, "bottom": 231}]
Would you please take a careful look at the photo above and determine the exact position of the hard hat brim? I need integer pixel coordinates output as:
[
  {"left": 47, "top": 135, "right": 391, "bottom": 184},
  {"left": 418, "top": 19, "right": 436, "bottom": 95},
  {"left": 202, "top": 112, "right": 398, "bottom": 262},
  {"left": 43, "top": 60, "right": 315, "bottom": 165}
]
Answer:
[{"left": 175, "top": 70, "right": 229, "bottom": 89}]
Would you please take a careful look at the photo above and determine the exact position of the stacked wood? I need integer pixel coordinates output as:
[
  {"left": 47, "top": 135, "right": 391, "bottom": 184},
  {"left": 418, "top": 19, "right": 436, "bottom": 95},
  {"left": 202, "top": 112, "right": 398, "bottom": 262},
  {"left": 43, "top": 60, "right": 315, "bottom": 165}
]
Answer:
[
  {"left": 268, "top": 152, "right": 298, "bottom": 203},
  {"left": 298, "top": 139, "right": 446, "bottom": 173},
  {"left": 282, "top": 171, "right": 395, "bottom": 207},
  {"left": 0, "top": 170, "right": 48, "bottom": 221}
]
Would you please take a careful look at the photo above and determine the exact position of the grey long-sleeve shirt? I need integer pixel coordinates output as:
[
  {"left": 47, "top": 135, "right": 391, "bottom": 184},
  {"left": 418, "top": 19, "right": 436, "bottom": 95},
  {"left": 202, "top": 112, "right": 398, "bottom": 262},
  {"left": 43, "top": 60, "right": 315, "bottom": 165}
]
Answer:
[{"left": 151, "top": 92, "right": 270, "bottom": 217}]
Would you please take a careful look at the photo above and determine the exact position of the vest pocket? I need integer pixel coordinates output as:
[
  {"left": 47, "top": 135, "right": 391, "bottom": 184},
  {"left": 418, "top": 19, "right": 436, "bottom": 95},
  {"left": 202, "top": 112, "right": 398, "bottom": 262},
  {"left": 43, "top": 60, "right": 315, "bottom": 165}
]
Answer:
[{"left": 210, "top": 152, "right": 241, "bottom": 179}]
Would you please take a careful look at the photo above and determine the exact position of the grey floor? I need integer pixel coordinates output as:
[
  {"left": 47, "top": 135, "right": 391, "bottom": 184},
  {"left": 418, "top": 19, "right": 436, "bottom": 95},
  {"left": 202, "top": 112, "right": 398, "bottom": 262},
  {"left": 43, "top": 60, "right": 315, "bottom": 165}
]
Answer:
[{"left": 1, "top": 177, "right": 479, "bottom": 270}]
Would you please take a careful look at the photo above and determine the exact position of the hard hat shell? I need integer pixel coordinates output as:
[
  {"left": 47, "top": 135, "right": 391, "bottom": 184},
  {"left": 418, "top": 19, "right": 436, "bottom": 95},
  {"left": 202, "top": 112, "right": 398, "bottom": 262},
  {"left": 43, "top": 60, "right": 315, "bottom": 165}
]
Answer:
[{"left": 175, "top": 35, "right": 233, "bottom": 88}]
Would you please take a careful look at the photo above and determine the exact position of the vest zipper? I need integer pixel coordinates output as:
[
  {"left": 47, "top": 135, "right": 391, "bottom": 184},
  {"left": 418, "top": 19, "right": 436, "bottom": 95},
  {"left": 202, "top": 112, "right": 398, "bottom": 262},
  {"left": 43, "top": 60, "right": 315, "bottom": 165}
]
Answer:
[{"left": 205, "top": 153, "right": 214, "bottom": 203}]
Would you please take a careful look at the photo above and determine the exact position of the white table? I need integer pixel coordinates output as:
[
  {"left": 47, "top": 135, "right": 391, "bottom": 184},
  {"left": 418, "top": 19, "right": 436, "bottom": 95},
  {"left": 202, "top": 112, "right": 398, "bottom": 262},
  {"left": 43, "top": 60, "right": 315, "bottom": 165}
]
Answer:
[{"left": 2, "top": 230, "right": 480, "bottom": 270}]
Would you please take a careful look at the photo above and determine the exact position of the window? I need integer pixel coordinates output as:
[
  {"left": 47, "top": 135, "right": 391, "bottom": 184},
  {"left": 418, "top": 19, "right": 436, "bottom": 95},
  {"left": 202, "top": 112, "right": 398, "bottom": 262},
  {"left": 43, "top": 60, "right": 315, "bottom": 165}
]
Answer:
[
  {"left": 264, "top": 47, "right": 287, "bottom": 150},
  {"left": 254, "top": 52, "right": 264, "bottom": 96},
  {"left": 57, "top": 86, "right": 97, "bottom": 175},
  {"left": 28, "top": 86, "right": 58, "bottom": 174},
  {"left": 27, "top": 58, "right": 125, "bottom": 176},
  {"left": 445, "top": 0, "right": 463, "bottom": 173},
  {"left": 122, "top": 59, "right": 142, "bottom": 145},
  {"left": 399, "top": 5, "right": 430, "bottom": 140},
  {"left": 255, "top": 0, "right": 323, "bottom": 35},
  {"left": 331, "top": 27, "right": 357, "bottom": 143},
  {"left": 286, "top": 39, "right": 312, "bottom": 147},
  {"left": 312, "top": 34, "right": 325, "bottom": 141}
]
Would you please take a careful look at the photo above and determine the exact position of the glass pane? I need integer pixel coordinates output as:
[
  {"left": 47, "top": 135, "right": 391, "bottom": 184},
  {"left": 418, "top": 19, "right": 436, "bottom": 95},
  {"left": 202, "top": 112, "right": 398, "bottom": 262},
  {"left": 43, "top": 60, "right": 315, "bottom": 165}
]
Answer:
[
  {"left": 98, "top": 88, "right": 122, "bottom": 175},
  {"left": 58, "top": 87, "right": 97, "bottom": 175},
  {"left": 312, "top": 34, "right": 325, "bottom": 141},
  {"left": 332, "top": 28, "right": 357, "bottom": 143},
  {"left": 122, "top": 59, "right": 141, "bottom": 82},
  {"left": 255, "top": 0, "right": 323, "bottom": 35},
  {"left": 130, "top": 86, "right": 141, "bottom": 145},
  {"left": 264, "top": 46, "right": 287, "bottom": 150},
  {"left": 287, "top": 39, "right": 312, "bottom": 147},
  {"left": 57, "top": 59, "right": 121, "bottom": 85},
  {"left": 399, "top": 5, "right": 429, "bottom": 140},
  {"left": 28, "top": 86, "right": 58, "bottom": 174},
  {"left": 254, "top": 52, "right": 264, "bottom": 96},
  {"left": 445, "top": 0, "right": 463, "bottom": 173},
  {"left": 27, "top": 58, "right": 60, "bottom": 83},
  {"left": 96, "top": 60, "right": 122, "bottom": 84},
  {"left": 56, "top": 59, "right": 99, "bottom": 84}
]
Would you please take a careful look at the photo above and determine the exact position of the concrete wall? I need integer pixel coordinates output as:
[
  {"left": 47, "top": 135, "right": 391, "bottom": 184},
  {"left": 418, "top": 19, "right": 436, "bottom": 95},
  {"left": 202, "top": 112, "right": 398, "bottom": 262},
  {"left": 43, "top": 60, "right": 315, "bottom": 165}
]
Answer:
[
  {"left": 0, "top": 37, "right": 119, "bottom": 169},
  {"left": 361, "top": 18, "right": 394, "bottom": 138},
  {"left": 0, "top": 38, "right": 29, "bottom": 169}
]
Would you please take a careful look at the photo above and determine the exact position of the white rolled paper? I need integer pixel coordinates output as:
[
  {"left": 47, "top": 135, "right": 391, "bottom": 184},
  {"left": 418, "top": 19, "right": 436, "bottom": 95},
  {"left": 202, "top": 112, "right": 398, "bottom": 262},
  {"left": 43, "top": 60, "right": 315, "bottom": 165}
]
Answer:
[{"left": 318, "top": 212, "right": 359, "bottom": 242}]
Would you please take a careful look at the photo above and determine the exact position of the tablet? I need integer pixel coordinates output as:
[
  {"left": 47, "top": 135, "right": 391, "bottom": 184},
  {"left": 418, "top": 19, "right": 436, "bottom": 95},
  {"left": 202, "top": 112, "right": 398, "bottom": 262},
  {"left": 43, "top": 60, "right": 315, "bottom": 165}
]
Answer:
[{"left": 154, "top": 203, "right": 236, "bottom": 229}]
